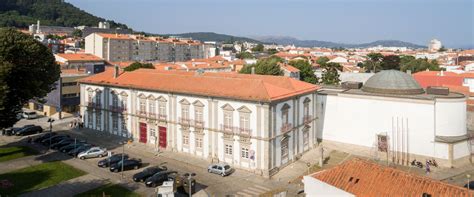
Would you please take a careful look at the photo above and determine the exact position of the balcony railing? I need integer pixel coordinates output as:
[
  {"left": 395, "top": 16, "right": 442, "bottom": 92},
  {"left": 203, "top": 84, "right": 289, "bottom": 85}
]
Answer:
[
  {"left": 148, "top": 112, "right": 157, "bottom": 119},
  {"left": 158, "top": 114, "right": 167, "bottom": 121},
  {"left": 179, "top": 117, "right": 191, "bottom": 127},
  {"left": 193, "top": 120, "right": 205, "bottom": 129},
  {"left": 239, "top": 127, "right": 252, "bottom": 136},
  {"left": 281, "top": 123, "right": 293, "bottom": 134},
  {"left": 138, "top": 110, "right": 147, "bottom": 116},
  {"left": 87, "top": 102, "right": 101, "bottom": 109},
  {"left": 109, "top": 105, "right": 127, "bottom": 113},
  {"left": 303, "top": 115, "right": 312, "bottom": 124},
  {"left": 220, "top": 124, "right": 236, "bottom": 134}
]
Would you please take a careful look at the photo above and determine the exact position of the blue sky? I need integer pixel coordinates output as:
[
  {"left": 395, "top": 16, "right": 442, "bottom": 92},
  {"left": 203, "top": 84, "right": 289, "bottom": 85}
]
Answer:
[{"left": 67, "top": 0, "right": 473, "bottom": 48}]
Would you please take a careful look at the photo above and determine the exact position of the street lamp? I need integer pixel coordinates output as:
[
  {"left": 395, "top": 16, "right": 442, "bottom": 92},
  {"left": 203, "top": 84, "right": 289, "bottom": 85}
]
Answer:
[
  {"left": 467, "top": 174, "right": 471, "bottom": 190},
  {"left": 47, "top": 118, "right": 55, "bottom": 150},
  {"left": 183, "top": 172, "right": 196, "bottom": 197}
]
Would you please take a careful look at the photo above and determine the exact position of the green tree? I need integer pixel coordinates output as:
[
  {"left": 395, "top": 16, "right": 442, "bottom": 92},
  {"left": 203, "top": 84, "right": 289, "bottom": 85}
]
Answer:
[
  {"left": 400, "top": 58, "right": 442, "bottom": 73},
  {"left": 251, "top": 44, "right": 264, "bottom": 52},
  {"left": 239, "top": 56, "right": 283, "bottom": 76},
  {"left": 72, "top": 29, "right": 82, "bottom": 38},
  {"left": 316, "top": 56, "right": 330, "bottom": 66},
  {"left": 236, "top": 52, "right": 254, "bottom": 59},
  {"left": 362, "top": 53, "right": 384, "bottom": 73},
  {"left": 320, "top": 62, "right": 342, "bottom": 85},
  {"left": 381, "top": 55, "right": 401, "bottom": 70},
  {"left": 0, "top": 28, "right": 60, "bottom": 129},
  {"left": 366, "top": 52, "right": 384, "bottom": 62},
  {"left": 289, "top": 60, "right": 318, "bottom": 84},
  {"left": 267, "top": 48, "right": 278, "bottom": 55},
  {"left": 438, "top": 46, "right": 447, "bottom": 52},
  {"left": 123, "top": 62, "right": 154, "bottom": 72}
]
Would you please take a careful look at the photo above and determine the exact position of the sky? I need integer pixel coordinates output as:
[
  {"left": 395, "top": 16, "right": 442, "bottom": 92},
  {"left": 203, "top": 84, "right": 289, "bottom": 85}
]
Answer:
[{"left": 67, "top": 0, "right": 473, "bottom": 48}]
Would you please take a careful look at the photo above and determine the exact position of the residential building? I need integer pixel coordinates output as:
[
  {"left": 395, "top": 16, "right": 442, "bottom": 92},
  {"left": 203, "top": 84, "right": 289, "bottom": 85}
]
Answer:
[
  {"left": 55, "top": 53, "right": 105, "bottom": 70},
  {"left": 304, "top": 158, "right": 473, "bottom": 197},
  {"left": 78, "top": 69, "right": 319, "bottom": 177}
]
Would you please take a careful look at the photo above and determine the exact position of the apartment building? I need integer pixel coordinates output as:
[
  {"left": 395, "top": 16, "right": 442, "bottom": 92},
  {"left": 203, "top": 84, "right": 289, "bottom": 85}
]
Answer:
[
  {"left": 85, "top": 33, "right": 211, "bottom": 62},
  {"left": 78, "top": 68, "right": 319, "bottom": 177}
]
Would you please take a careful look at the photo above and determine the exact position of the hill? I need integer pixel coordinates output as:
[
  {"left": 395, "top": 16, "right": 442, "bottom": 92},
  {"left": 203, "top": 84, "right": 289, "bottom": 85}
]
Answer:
[
  {"left": 253, "top": 36, "right": 426, "bottom": 49},
  {"left": 163, "top": 32, "right": 262, "bottom": 43},
  {"left": 0, "top": 0, "right": 128, "bottom": 29}
]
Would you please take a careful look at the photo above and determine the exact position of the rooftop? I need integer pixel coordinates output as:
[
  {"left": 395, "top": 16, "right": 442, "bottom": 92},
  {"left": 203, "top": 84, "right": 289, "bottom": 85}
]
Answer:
[
  {"left": 311, "top": 158, "right": 472, "bottom": 197},
  {"left": 56, "top": 53, "right": 103, "bottom": 62},
  {"left": 78, "top": 69, "right": 319, "bottom": 102},
  {"left": 362, "top": 70, "right": 425, "bottom": 95}
]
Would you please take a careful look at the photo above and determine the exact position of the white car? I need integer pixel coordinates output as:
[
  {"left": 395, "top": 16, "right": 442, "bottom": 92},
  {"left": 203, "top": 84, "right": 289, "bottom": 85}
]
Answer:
[
  {"left": 22, "top": 111, "right": 37, "bottom": 119},
  {"left": 77, "top": 147, "right": 107, "bottom": 160}
]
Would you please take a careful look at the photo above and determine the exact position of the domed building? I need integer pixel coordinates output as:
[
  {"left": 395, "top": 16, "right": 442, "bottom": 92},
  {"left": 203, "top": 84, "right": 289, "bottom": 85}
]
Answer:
[{"left": 316, "top": 70, "right": 469, "bottom": 167}]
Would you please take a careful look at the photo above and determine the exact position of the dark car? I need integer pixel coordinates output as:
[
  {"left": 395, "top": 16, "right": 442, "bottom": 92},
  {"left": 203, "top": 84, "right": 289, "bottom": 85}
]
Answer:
[
  {"left": 133, "top": 166, "right": 168, "bottom": 182},
  {"left": 98, "top": 154, "right": 129, "bottom": 168},
  {"left": 59, "top": 142, "right": 88, "bottom": 153},
  {"left": 6, "top": 125, "right": 34, "bottom": 136},
  {"left": 16, "top": 126, "right": 43, "bottom": 136},
  {"left": 464, "top": 181, "right": 474, "bottom": 190},
  {"left": 145, "top": 171, "right": 178, "bottom": 187},
  {"left": 110, "top": 159, "right": 142, "bottom": 172},
  {"left": 41, "top": 135, "right": 69, "bottom": 145},
  {"left": 34, "top": 132, "right": 57, "bottom": 143},
  {"left": 51, "top": 139, "right": 86, "bottom": 149},
  {"left": 67, "top": 144, "right": 92, "bottom": 156}
]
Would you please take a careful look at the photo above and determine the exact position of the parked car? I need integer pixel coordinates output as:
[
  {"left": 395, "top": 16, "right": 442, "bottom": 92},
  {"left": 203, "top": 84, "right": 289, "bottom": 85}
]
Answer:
[
  {"left": 68, "top": 144, "right": 93, "bottom": 156},
  {"left": 145, "top": 171, "right": 178, "bottom": 187},
  {"left": 16, "top": 126, "right": 43, "bottom": 136},
  {"left": 133, "top": 166, "right": 168, "bottom": 182},
  {"left": 207, "top": 163, "right": 234, "bottom": 177},
  {"left": 59, "top": 142, "right": 88, "bottom": 153},
  {"left": 4, "top": 125, "right": 35, "bottom": 136},
  {"left": 51, "top": 138, "right": 86, "bottom": 149},
  {"left": 41, "top": 134, "right": 69, "bottom": 145},
  {"left": 110, "top": 159, "right": 142, "bottom": 172},
  {"left": 464, "top": 181, "right": 474, "bottom": 190},
  {"left": 98, "top": 154, "right": 129, "bottom": 168},
  {"left": 77, "top": 147, "right": 107, "bottom": 160},
  {"left": 34, "top": 132, "right": 57, "bottom": 143},
  {"left": 22, "top": 111, "right": 37, "bottom": 119}
]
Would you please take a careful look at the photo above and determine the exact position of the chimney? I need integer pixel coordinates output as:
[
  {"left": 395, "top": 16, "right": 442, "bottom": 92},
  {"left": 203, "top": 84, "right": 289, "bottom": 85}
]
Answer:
[
  {"left": 251, "top": 67, "right": 255, "bottom": 74},
  {"left": 406, "top": 70, "right": 411, "bottom": 75},
  {"left": 113, "top": 64, "right": 119, "bottom": 78}
]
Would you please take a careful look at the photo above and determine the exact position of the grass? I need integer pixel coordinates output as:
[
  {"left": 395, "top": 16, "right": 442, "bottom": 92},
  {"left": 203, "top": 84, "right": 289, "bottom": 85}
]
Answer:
[
  {"left": 75, "top": 184, "right": 141, "bottom": 197},
  {"left": 0, "top": 161, "right": 86, "bottom": 196},
  {"left": 0, "top": 146, "right": 38, "bottom": 162}
]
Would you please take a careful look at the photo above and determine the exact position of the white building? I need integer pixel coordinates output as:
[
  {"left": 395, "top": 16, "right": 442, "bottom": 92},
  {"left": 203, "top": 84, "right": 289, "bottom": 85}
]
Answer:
[
  {"left": 429, "top": 39, "right": 442, "bottom": 52},
  {"left": 316, "top": 70, "right": 469, "bottom": 167},
  {"left": 78, "top": 69, "right": 319, "bottom": 177}
]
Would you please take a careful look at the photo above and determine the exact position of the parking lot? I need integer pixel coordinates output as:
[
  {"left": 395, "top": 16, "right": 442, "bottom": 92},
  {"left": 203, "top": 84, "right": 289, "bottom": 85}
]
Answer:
[{"left": 1, "top": 115, "right": 300, "bottom": 196}]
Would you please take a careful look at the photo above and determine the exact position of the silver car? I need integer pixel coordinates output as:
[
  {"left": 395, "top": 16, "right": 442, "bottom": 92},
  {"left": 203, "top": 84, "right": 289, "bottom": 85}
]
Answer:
[
  {"left": 77, "top": 147, "right": 107, "bottom": 160},
  {"left": 207, "top": 163, "right": 234, "bottom": 177}
]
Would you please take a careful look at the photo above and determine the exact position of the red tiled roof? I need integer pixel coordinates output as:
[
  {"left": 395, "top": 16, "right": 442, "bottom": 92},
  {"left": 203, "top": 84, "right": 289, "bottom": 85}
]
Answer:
[
  {"left": 79, "top": 69, "right": 318, "bottom": 102},
  {"left": 413, "top": 71, "right": 465, "bottom": 87},
  {"left": 96, "top": 33, "right": 132, "bottom": 40},
  {"left": 56, "top": 53, "right": 103, "bottom": 62},
  {"left": 312, "top": 158, "right": 473, "bottom": 196}
]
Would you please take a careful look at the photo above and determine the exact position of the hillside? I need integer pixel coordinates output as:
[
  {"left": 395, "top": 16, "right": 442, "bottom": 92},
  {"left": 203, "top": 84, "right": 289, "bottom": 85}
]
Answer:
[
  {"left": 253, "top": 36, "right": 426, "bottom": 49},
  {"left": 163, "top": 32, "right": 262, "bottom": 43},
  {"left": 0, "top": 0, "right": 128, "bottom": 29}
]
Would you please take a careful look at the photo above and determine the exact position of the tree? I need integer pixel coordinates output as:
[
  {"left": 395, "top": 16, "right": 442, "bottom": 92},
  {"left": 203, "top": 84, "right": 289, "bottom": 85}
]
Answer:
[
  {"left": 267, "top": 48, "right": 278, "bottom": 55},
  {"left": 400, "top": 57, "right": 442, "bottom": 73},
  {"left": 239, "top": 56, "right": 283, "bottom": 76},
  {"left": 438, "top": 46, "right": 447, "bottom": 52},
  {"left": 366, "top": 52, "right": 384, "bottom": 62},
  {"left": 236, "top": 52, "right": 254, "bottom": 59},
  {"left": 320, "top": 62, "right": 342, "bottom": 85},
  {"left": 123, "top": 62, "right": 154, "bottom": 72},
  {"left": 316, "top": 56, "right": 330, "bottom": 66},
  {"left": 362, "top": 53, "right": 384, "bottom": 73},
  {"left": 72, "top": 29, "right": 82, "bottom": 38},
  {"left": 381, "top": 55, "right": 401, "bottom": 70},
  {"left": 251, "top": 44, "right": 264, "bottom": 52},
  {"left": 289, "top": 60, "right": 318, "bottom": 84},
  {"left": 0, "top": 28, "right": 60, "bottom": 129}
]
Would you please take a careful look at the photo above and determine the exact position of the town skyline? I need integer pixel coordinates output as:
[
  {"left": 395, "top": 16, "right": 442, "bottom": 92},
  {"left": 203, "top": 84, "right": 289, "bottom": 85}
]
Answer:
[{"left": 67, "top": 0, "right": 473, "bottom": 48}]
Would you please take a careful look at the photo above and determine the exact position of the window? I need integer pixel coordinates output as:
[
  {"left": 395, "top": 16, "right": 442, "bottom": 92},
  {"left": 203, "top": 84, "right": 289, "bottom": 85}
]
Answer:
[
  {"left": 121, "top": 117, "right": 127, "bottom": 134},
  {"left": 96, "top": 112, "right": 101, "bottom": 129},
  {"left": 62, "top": 82, "right": 77, "bottom": 87},
  {"left": 281, "top": 137, "right": 289, "bottom": 161},
  {"left": 112, "top": 115, "right": 118, "bottom": 130},
  {"left": 121, "top": 95, "right": 127, "bottom": 108},
  {"left": 183, "top": 134, "right": 189, "bottom": 145},
  {"left": 149, "top": 100, "right": 155, "bottom": 115},
  {"left": 225, "top": 144, "right": 233, "bottom": 155},
  {"left": 304, "top": 102, "right": 310, "bottom": 117},
  {"left": 224, "top": 112, "right": 233, "bottom": 127},
  {"left": 63, "top": 93, "right": 77, "bottom": 98},
  {"left": 195, "top": 108, "right": 203, "bottom": 122},
  {"left": 239, "top": 114, "right": 250, "bottom": 131},
  {"left": 139, "top": 99, "right": 146, "bottom": 114},
  {"left": 159, "top": 101, "right": 166, "bottom": 118},
  {"left": 150, "top": 127, "right": 156, "bottom": 137},
  {"left": 87, "top": 111, "right": 93, "bottom": 127},
  {"left": 87, "top": 92, "right": 93, "bottom": 102},
  {"left": 112, "top": 94, "right": 118, "bottom": 107},
  {"left": 241, "top": 147, "right": 249, "bottom": 159},
  {"left": 196, "top": 137, "right": 203, "bottom": 149},
  {"left": 282, "top": 109, "right": 289, "bottom": 124},
  {"left": 303, "top": 130, "right": 309, "bottom": 147},
  {"left": 181, "top": 106, "right": 189, "bottom": 119},
  {"left": 95, "top": 92, "right": 101, "bottom": 105}
]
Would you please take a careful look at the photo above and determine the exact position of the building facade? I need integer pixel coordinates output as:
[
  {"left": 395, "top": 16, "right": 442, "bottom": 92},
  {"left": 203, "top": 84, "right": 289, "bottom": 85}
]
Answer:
[{"left": 79, "top": 69, "right": 319, "bottom": 177}]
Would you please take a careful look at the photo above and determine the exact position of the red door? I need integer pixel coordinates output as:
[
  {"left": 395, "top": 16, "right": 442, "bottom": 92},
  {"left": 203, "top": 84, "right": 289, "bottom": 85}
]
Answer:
[
  {"left": 139, "top": 123, "right": 147, "bottom": 143},
  {"left": 159, "top": 126, "right": 167, "bottom": 149}
]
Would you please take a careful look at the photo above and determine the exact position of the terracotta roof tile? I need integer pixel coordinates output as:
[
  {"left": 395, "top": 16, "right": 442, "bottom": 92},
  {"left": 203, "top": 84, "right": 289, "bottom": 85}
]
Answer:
[
  {"left": 312, "top": 158, "right": 473, "bottom": 197},
  {"left": 56, "top": 53, "right": 103, "bottom": 62},
  {"left": 78, "top": 69, "right": 318, "bottom": 102}
]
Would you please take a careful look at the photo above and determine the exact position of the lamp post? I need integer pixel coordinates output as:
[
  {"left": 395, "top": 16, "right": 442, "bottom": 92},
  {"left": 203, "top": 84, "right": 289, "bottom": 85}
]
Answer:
[
  {"left": 183, "top": 172, "right": 196, "bottom": 197},
  {"left": 467, "top": 174, "right": 471, "bottom": 190},
  {"left": 47, "top": 118, "right": 55, "bottom": 150}
]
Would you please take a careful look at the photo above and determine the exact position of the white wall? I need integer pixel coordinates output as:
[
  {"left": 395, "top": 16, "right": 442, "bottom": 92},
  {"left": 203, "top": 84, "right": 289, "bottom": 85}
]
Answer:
[
  {"left": 303, "top": 176, "right": 354, "bottom": 197},
  {"left": 435, "top": 99, "right": 467, "bottom": 137}
]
